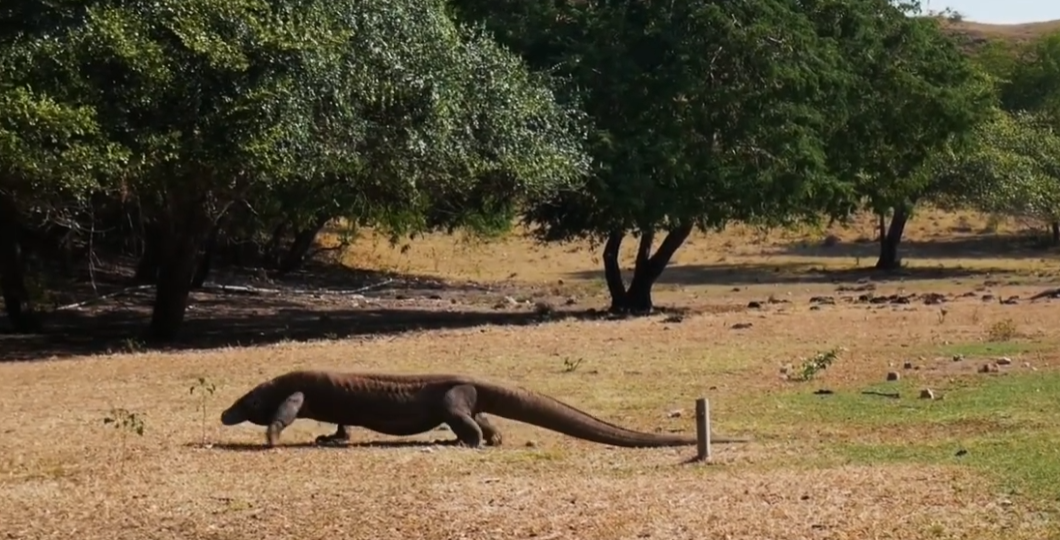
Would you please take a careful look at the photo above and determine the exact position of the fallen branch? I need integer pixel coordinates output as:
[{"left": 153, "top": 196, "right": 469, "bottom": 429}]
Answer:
[
  {"left": 199, "top": 283, "right": 283, "bottom": 296},
  {"left": 200, "top": 278, "right": 396, "bottom": 297},
  {"left": 351, "top": 278, "right": 396, "bottom": 294},
  {"left": 53, "top": 278, "right": 398, "bottom": 310},
  {"left": 861, "top": 390, "right": 900, "bottom": 399},
  {"left": 54, "top": 284, "right": 155, "bottom": 311}
]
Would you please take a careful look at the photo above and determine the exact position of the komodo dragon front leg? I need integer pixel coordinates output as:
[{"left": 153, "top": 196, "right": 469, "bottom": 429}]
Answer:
[
  {"left": 442, "top": 384, "right": 502, "bottom": 447},
  {"left": 266, "top": 392, "right": 304, "bottom": 447}
]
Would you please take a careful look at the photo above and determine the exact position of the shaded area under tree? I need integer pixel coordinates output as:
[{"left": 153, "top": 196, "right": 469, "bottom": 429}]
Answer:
[
  {"left": 0, "top": 303, "right": 611, "bottom": 363},
  {"left": 776, "top": 229, "right": 1060, "bottom": 263},
  {"left": 567, "top": 261, "right": 1031, "bottom": 288},
  {"left": 3, "top": 257, "right": 1054, "bottom": 362},
  {"left": 0, "top": 261, "right": 625, "bottom": 361}
]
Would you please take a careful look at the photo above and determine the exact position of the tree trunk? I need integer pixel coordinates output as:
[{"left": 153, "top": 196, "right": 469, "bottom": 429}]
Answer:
[
  {"left": 1051, "top": 221, "right": 1059, "bottom": 246},
  {"left": 0, "top": 209, "right": 40, "bottom": 333},
  {"left": 190, "top": 224, "right": 220, "bottom": 289},
  {"left": 601, "top": 230, "right": 628, "bottom": 312},
  {"left": 602, "top": 224, "right": 694, "bottom": 314},
  {"left": 147, "top": 200, "right": 210, "bottom": 343},
  {"left": 134, "top": 223, "right": 163, "bottom": 284},
  {"left": 620, "top": 230, "right": 657, "bottom": 313},
  {"left": 277, "top": 214, "right": 331, "bottom": 275},
  {"left": 148, "top": 227, "right": 204, "bottom": 343},
  {"left": 876, "top": 206, "right": 909, "bottom": 270},
  {"left": 261, "top": 221, "right": 290, "bottom": 266}
]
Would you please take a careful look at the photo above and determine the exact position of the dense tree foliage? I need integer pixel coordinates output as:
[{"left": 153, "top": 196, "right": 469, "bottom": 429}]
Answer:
[
  {"left": 995, "top": 32, "right": 1060, "bottom": 242},
  {"left": 811, "top": 4, "right": 993, "bottom": 269},
  {"left": 0, "top": 0, "right": 588, "bottom": 340},
  {"left": 930, "top": 110, "right": 1060, "bottom": 226},
  {"left": 450, "top": 0, "right": 991, "bottom": 308},
  {"left": 950, "top": 29, "right": 1060, "bottom": 243},
  {"left": 1003, "top": 33, "right": 1060, "bottom": 117}
]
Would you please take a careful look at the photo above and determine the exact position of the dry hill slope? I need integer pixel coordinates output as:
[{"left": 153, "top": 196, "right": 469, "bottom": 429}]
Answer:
[{"left": 940, "top": 18, "right": 1060, "bottom": 49}]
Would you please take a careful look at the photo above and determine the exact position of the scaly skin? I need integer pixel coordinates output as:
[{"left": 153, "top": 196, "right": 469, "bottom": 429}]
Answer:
[{"left": 219, "top": 370, "right": 752, "bottom": 448}]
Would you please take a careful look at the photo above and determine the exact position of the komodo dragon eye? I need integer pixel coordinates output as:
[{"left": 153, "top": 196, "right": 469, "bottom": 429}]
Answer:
[{"left": 242, "top": 392, "right": 272, "bottom": 422}]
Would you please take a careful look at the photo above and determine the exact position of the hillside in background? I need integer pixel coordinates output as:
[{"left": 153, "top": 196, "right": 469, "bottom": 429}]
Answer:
[{"left": 940, "top": 17, "right": 1060, "bottom": 50}]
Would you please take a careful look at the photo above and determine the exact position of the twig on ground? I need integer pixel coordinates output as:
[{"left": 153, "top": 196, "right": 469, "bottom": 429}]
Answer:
[
  {"left": 200, "top": 278, "right": 395, "bottom": 296},
  {"left": 861, "top": 390, "right": 901, "bottom": 399},
  {"left": 54, "top": 284, "right": 155, "bottom": 311},
  {"left": 53, "top": 278, "right": 398, "bottom": 311}
]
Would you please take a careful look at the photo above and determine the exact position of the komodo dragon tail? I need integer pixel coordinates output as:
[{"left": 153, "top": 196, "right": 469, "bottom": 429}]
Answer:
[{"left": 474, "top": 383, "right": 749, "bottom": 448}]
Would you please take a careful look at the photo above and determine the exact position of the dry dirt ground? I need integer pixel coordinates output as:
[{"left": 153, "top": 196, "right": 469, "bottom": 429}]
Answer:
[{"left": 2, "top": 209, "right": 1060, "bottom": 539}]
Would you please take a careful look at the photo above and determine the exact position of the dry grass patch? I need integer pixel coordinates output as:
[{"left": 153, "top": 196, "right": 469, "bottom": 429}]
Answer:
[
  {"left": 942, "top": 18, "right": 1060, "bottom": 47},
  {"left": 2, "top": 304, "right": 1060, "bottom": 538},
  {"left": 330, "top": 208, "right": 1059, "bottom": 286},
  {"left": 0, "top": 456, "right": 1042, "bottom": 540}
]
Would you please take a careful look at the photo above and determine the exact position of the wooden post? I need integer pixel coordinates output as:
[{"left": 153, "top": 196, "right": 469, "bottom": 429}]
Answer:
[{"left": 695, "top": 397, "right": 710, "bottom": 461}]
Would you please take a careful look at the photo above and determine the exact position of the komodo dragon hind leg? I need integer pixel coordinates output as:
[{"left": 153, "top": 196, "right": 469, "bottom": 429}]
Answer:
[
  {"left": 315, "top": 425, "right": 350, "bottom": 447},
  {"left": 474, "top": 413, "right": 502, "bottom": 446},
  {"left": 266, "top": 392, "right": 304, "bottom": 447},
  {"left": 442, "top": 384, "right": 484, "bottom": 448}
]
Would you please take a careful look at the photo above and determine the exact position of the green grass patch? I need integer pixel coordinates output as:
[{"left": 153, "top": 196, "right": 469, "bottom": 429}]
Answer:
[
  {"left": 934, "top": 341, "right": 1041, "bottom": 358},
  {"left": 771, "top": 373, "right": 1060, "bottom": 429},
  {"left": 746, "top": 371, "right": 1060, "bottom": 503},
  {"left": 837, "top": 433, "right": 1060, "bottom": 503}
]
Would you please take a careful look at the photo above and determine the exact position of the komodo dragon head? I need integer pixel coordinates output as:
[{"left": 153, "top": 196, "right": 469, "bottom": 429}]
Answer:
[{"left": 220, "top": 376, "right": 298, "bottom": 427}]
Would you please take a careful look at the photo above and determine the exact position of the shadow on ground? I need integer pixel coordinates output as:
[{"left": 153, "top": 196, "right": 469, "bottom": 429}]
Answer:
[
  {"left": 1, "top": 260, "right": 595, "bottom": 362},
  {"left": 14, "top": 259, "right": 495, "bottom": 314},
  {"left": 778, "top": 233, "right": 1060, "bottom": 261},
  {"left": 568, "top": 261, "right": 1030, "bottom": 287},
  {"left": 4, "top": 256, "right": 1052, "bottom": 363},
  {"left": 0, "top": 304, "right": 615, "bottom": 363},
  {"left": 200, "top": 439, "right": 457, "bottom": 452}
]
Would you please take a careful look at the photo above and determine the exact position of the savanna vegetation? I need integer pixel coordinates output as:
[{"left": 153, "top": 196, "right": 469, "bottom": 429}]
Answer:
[{"left": 3, "top": 2, "right": 1060, "bottom": 538}]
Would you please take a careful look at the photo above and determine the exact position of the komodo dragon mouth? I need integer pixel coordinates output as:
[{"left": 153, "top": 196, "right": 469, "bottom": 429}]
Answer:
[
  {"left": 220, "top": 408, "right": 245, "bottom": 426},
  {"left": 219, "top": 388, "right": 268, "bottom": 426}
]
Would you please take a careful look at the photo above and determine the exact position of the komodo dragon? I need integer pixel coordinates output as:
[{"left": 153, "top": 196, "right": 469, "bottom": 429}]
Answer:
[{"left": 219, "top": 369, "right": 751, "bottom": 448}]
